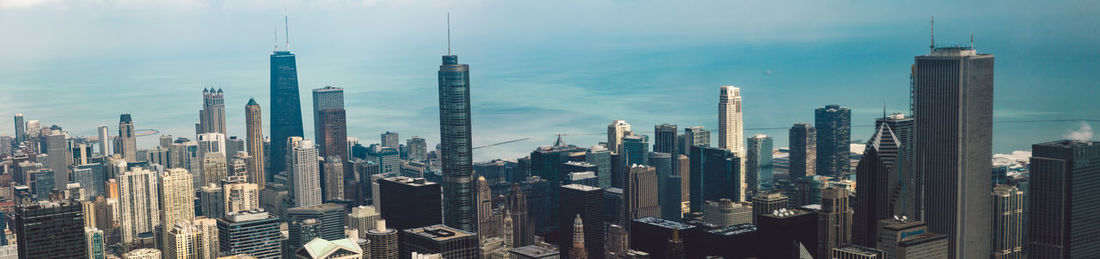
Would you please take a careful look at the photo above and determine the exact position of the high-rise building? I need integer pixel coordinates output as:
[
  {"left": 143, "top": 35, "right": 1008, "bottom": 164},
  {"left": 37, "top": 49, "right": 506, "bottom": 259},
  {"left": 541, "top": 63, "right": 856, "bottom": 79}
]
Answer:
[
  {"left": 245, "top": 98, "right": 266, "bottom": 190},
  {"left": 296, "top": 237, "right": 364, "bottom": 259},
  {"left": 703, "top": 198, "right": 752, "bottom": 227},
  {"left": 788, "top": 123, "right": 816, "bottom": 180},
  {"left": 623, "top": 135, "right": 649, "bottom": 167},
  {"left": 559, "top": 184, "right": 604, "bottom": 259},
  {"left": 689, "top": 146, "right": 741, "bottom": 212},
  {"left": 853, "top": 118, "right": 910, "bottom": 247},
  {"left": 117, "top": 114, "right": 138, "bottom": 162},
  {"left": 315, "top": 107, "right": 348, "bottom": 170},
  {"left": 224, "top": 181, "right": 260, "bottom": 214},
  {"left": 511, "top": 245, "right": 560, "bottom": 259},
  {"left": 379, "top": 176, "right": 442, "bottom": 231},
  {"left": 160, "top": 168, "right": 196, "bottom": 231},
  {"left": 97, "top": 124, "right": 110, "bottom": 156},
  {"left": 585, "top": 146, "right": 613, "bottom": 189},
  {"left": 877, "top": 218, "right": 949, "bottom": 259},
  {"left": 508, "top": 184, "right": 534, "bottom": 247},
  {"left": 438, "top": 53, "right": 477, "bottom": 233},
  {"left": 288, "top": 219, "right": 322, "bottom": 256},
  {"left": 913, "top": 45, "right": 994, "bottom": 259},
  {"left": 625, "top": 164, "right": 660, "bottom": 222},
  {"left": 401, "top": 224, "right": 479, "bottom": 259},
  {"left": 201, "top": 152, "right": 228, "bottom": 187},
  {"left": 119, "top": 168, "right": 161, "bottom": 244},
  {"left": 200, "top": 183, "right": 224, "bottom": 218},
  {"left": 629, "top": 217, "right": 697, "bottom": 259},
  {"left": 14, "top": 200, "right": 88, "bottom": 259},
  {"left": 218, "top": 209, "right": 281, "bottom": 259},
  {"left": 680, "top": 126, "right": 710, "bottom": 158},
  {"left": 476, "top": 176, "right": 494, "bottom": 241},
  {"left": 13, "top": 113, "right": 25, "bottom": 144},
  {"left": 367, "top": 220, "right": 400, "bottom": 259},
  {"left": 86, "top": 227, "right": 105, "bottom": 259},
  {"left": 661, "top": 172, "right": 683, "bottom": 221},
  {"left": 746, "top": 134, "right": 773, "bottom": 197},
  {"left": 814, "top": 104, "right": 851, "bottom": 176},
  {"left": 287, "top": 203, "right": 347, "bottom": 241},
  {"left": 380, "top": 131, "right": 399, "bottom": 148},
  {"left": 199, "top": 88, "right": 227, "bottom": 135},
  {"left": 288, "top": 137, "right": 321, "bottom": 207},
  {"left": 348, "top": 206, "right": 381, "bottom": 239},
  {"left": 269, "top": 47, "right": 304, "bottom": 181},
  {"left": 831, "top": 245, "right": 884, "bottom": 259},
  {"left": 654, "top": 124, "right": 678, "bottom": 156},
  {"left": 608, "top": 120, "right": 631, "bottom": 154},
  {"left": 570, "top": 215, "right": 588, "bottom": 259},
  {"left": 1028, "top": 140, "right": 1100, "bottom": 258},
  {"left": 818, "top": 187, "right": 853, "bottom": 258},
  {"left": 757, "top": 208, "right": 819, "bottom": 259},
  {"left": 318, "top": 156, "right": 344, "bottom": 202},
  {"left": 407, "top": 136, "right": 428, "bottom": 162},
  {"left": 166, "top": 218, "right": 219, "bottom": 259},
  {"left": 991, "top": 184, "right": 1023, "bottom": 259},
  {"left": 718, "top": 85, "right": 743, "bottom": 155},
  {"left": 45, "top": 130, "right": 72, "bottom": 189}
]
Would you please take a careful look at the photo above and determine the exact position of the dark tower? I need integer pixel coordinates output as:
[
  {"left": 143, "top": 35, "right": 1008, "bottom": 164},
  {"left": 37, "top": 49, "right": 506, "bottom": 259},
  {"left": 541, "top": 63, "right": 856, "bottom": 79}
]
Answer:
[
  {"left": 269, "top": 46, "right": 303, "bottom": 180},
  {"left": 814, "top": 104, "right": 851, "bottom": 176},
  {"left": 1028, "top": 140, "right": 1100, "bottom": 258},
  {"left": 438, "top": 39, "right": 476, "bottom": 232}
]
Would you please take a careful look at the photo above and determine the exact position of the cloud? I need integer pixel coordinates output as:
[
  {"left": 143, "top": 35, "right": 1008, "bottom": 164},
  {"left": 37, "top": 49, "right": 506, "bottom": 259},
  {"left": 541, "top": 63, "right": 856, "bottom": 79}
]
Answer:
[{"left": 1065, "top": 122, "right": 1094, "bottom": 141}]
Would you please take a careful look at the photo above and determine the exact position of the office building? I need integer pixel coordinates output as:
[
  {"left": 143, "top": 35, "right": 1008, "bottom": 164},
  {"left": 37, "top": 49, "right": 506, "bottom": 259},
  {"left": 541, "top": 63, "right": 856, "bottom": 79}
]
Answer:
[
  {"left": 680, "top": 126, "right": 709, "bottom": 158},
  {"left": 913, "top": 45, "right": 994, "bottom": 259},
  {"left": 625, "top": 164, "right": 660, "bottom": 221},
  {"left": 654, "top": 124, "right": 678, "bottom": 156},
  {"left": 559, "top": 184, "right": 603, "bottom": 259},
  {"left": 814, "top": 104, "right": 851, "bottom": 176},
  {"left": 832, "top": 245, "right": 883, "bottom": 259},
  {"left": 629, "top": 217, "right": 697, "bottom": 259},
  {"left": 991, "top": 184, "right": 1023, "bottom": 259},
  {"left": 225, "top": 181, "right": 260, "bottom": 214},
  {"left": 13, "top": 113, "right": 25, "bottom": 144},
  {"left": 199, "top": 88, "right": 227, "bottom": 135},
  {"left": 288, "top": 219, "right": 323, "bottom": 256},
  {"left": 347, "top": 206, "right": 381, "bottom": 238},
  {"left": 661, "top": 172, "right": 683, "bottom": 221},
  {"left": 160, "top": 168, "right": 196, "bottom": 230},
  {"left": 788, "top": 123, "right": 816, "bottom": 179},
  {"left": 746, "top": 134, "right": 773, "bottom": 197},
  {"left": 14, "top": 200, "right": 88, "bottom": 258},
  {"left": 877, "top": 218, "right": 948, "bottom": 259},
  {"left": 437, "top": 53, "right": 477, "bottom": 233},
  {"left": 245, "top": 98, "right": 266, "bottom": 190},
  {"left": 476, "top": 176, "right": 495, "bottom": 241},
  {"left": 569, "top": 215, "right": 587, "bottom": 259},
  {"left": 316, "top": 108, "right": 348, "bottom": 169},
  {"left": 511, "top": 245, "right": 559, "bottom": 259},
  {"left": 623, "top": 135, "right": 649, "bottom": 167},
  {"left": 322, "top": 156, "right": 344, "bottom": 201},
  {"left": 853, "top": 116, "right": 911, "bottom": 247},
  {"left": 367, "top": 220, "right": 399, "bottom": 259},
  {"left": 166, "top": 218, "right": 219, "bottom": 259},
  {"left": 689, "top": 146, "right": 741, "bottom": 212},
  {"left": 608, "top": 120, "right": 631, "bottom": 154},
  {"left": 819, "top": 187, "right": 853, "bottom": 258},
  {"left": 379, "top": 176, "right": 442, "bottom": 230},
  {"left": 718, "top": 85, "right": 743, "bottom": 154},
  {"left": 269, "top": 46, "right": 304, "bottom": 181},
  {"left": 117, "top": 114, "right": 138, "bottom": 162},
  {"left": 287, "top": 203, "right": 347, "bottom": 242},
  {"left": 202, "top": 152, "right": 228, "bottom": 187},
  {"left": 757, "top": 208, "right": 819, "bottom": 259},
  {"left": 86, "top": 227, "right": 105, "bottom": 259},
  {"left": 400, "top": 224, "right": 479, "bottom": 259},
  {"left": 378, "top": 131, "right": 398, "bottom": 148},
  {"left": 584, "top": 146, "right": 612, "bottom": 189},
  {"left": 702, "top": 198, "right": 751, "bottom": 227},
  {"left": 407, "top": 137, "right": 428, "bottom": 162},
  {"left": 1028, "top": 140, "right": 1100, "bottom": 258},
  {"left": 200, "top": 183, "right": 224, "bottom": 218},
  {"left": 45, "top": 130, "right": 71, "bottom": 189},
  {"left": 287, "top": 137, "right": 322, "bottom": 207},
  {"left": 119, "top": 168, "right": 161, "bottom": 243},
  {"left": 218, "top": 209, "right": 281, "bottom": 259},
  {"left": 507, "top": 184, "right": 534, "bottom": 247}
]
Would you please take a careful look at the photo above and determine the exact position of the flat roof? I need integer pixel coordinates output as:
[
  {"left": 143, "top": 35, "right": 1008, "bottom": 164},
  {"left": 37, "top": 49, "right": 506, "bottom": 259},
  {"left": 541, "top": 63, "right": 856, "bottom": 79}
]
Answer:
[
  {"left": 404, "top": 224, "right": 475, "bottom": 241},
  {"left": 634, "top": 217, "right": 695, "bottom": 230}
]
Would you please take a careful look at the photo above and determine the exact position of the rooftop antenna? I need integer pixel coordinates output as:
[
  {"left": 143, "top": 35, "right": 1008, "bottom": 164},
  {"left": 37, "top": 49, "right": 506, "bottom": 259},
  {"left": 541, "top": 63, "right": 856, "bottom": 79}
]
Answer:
[
  {"left": 970, "top": 34, "right": 974, "bottom": 49},
  {"left": 284, "top": 5, "right": 290, "bottom": 51},
  {"left": 447, "top": 12, "right": 452, "bottom": 56},
  {"left": 274, "top": 25, "right": 279, "bottom": 51},
  {"left": 930, "top": 16, "right": 935, "bottom": 52}
]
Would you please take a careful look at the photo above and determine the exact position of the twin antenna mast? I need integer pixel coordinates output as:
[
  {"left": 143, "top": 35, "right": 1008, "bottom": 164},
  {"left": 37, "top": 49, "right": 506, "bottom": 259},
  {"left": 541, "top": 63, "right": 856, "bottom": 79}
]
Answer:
[{"left": 275, "top": 7, "right": 290, "bottom": 52}]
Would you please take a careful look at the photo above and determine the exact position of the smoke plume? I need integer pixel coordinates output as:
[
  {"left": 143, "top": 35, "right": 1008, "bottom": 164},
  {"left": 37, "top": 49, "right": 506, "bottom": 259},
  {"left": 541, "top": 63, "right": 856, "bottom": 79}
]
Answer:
[{"left": 1065, "top": 122, "right": 1094, "bottom": 141}]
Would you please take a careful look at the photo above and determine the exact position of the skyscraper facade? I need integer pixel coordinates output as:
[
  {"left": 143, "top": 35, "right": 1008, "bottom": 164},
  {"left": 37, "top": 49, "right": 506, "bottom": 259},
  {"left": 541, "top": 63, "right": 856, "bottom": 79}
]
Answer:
[
  {"left": 379, "top": 176, "right": 442, "bottom": 231},
  {"left": 225, "top": 181, "right": 260, "bottom": 214},
  {"left": 45, "top": 130, "right": 71, "bottom": 190},
  {"left": 746, "top": 134, "right": 773, "bottom": 197},
  {"left": 991, "top": 184, "right": 1023, "bottom": 259},
  {"left": 818, "top": 187, "right": 853, "bottom": 258},
  {"left": 607, "top": 120, "right": 631, "bottom": 154},
  {"left": 814, "top": 104, "right": 851, "bottom": 176},
  {"left": 368, "top": 220, "right": 400, "bottom": 259},
  {"left": 408, "top": 136, "right": 428, "bottom": 162},
  {"left": 288, "top": 137, "right": 321, "bottom": 207},
  {"left": 853, "top": 117, "right": 908, "bottom": 247},
  {"left": 654, "top": 124, "right": 678, "bottom": 156},
  {"left": 97, "top": 124, "right": 110, "bottom": 156},
  {"left": 269, "top": 49, "right": 304, "bottom": 179},
  {"left": 559, "top": 184, "right": 604, "bottom": 259},
  {"left": 689, "top": 146, "right": 741, "bottom": 212},
  {"left": 313, "top": 86, "right": 349, "bottom": 170},
  {"left": 322, "top": 156, "right": 344, "bottom": 201},
  {"left": 382, "top": 131, "right": 400, "bottom": 148},
  {"left": 119, "top": 168, "right": 161, "bottom": 244},
  {"left": 15, "top": 200, "right": 88, "bottom": 259},
  {"left": 681, "top": 126, "right": 710, "bottom": 157},
  {"left": 625, "top": 164, "right": 660, "bottom": 221},
  {"left": 913, "top": 46, "right": 994, "bottom": 259},
  {"left": 199, "top": 88, "right": 227, "bottom": 135},
  {"left": 218, "top": 209, "right": 282, "bottom": 259},
  {"left": 159, "top": 168, "right": 195, "bottom": 230},
  {"left": 312, "top": 85, "right": 344, "bottom": 142},
  {"left": 13, "top": 113, "right": 25, "bottom": 144},
  {"left": 477, "top": 176, "right": 494, "bottom": 241},
  {"left": 117, "top": 114, "right": 138, "bottom": 162},
  {"left": 623, "top": 135, "right": 649, "bottom": 166},
  {"left": 788, "top": 123, "right": 816, "bottom": 179},
  {"left": 438, "top": 54, "right": 476, "bottom": 233},
  {"left": 1028, "top": 140, "right": 1100, "bottom": 258},
  {"left": 508, "top": 184, "right": 534, "bottom": 247},
  {"left": 718, "top": 85, "right": 743, "bottom": 154},
  {"left": 245, "top": 98, "right": 266, "bottom": 190}
]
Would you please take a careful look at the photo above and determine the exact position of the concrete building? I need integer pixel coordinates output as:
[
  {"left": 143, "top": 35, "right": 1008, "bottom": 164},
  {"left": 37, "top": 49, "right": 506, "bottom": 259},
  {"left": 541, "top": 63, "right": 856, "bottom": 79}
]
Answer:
[
  {"left": 245, "top": 98, "right": 266, "bottom": 190},
  {"left": 788, "top": 123, "right": 816, "bottom": 179},
  {"left": 819, "top": 187, "right": 853, "bottom": 258},
  {"left": 367, "top": 220, "right": 399, "bottom": 259},
  {"left": 160, "top": 168, "right": 196, "bottom": 234},
  {"left": 218, "top": 209, "right": 281, "bottom": 259},
  {"left": 119, "top": 168, "right": 161, "bottom": 244},
  {"left": 877, "top": 218, "right": 948, "bottom": 259},
  {"left": 400, "top": 224, "right": 480, "bottom": 259},
  {"left": 288, "top": 137, "right": 322, "bottom": 207},
  {"left": 702, "top": 198, "right": 752, "bottom": 227},
  {"left": 991, "top": 185, "right": 1023, "bottom": 259},
  {"left": 347, "top": 206, "right": 381, "bottom": 239}
]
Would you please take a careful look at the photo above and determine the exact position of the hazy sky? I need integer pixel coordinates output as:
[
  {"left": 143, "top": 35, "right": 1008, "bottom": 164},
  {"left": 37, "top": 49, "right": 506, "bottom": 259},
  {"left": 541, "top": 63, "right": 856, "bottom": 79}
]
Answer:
[{"left": 2, "top": 0, "right": 1098, "bottom": 161}]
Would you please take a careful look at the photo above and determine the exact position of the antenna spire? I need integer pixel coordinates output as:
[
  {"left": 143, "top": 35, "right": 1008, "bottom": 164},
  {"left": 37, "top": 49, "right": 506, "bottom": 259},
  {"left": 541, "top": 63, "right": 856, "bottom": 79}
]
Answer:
[
  {"left": 284, "top": 6, "right": 290, "bottom": 51},
  {"left": 274, "top": 25, "right": 279, "bottom": 51},
  {"left": 930, "top": 16, "right": 935, "bottom": 52},
  {"left": 447, "top": 12, "right": 451, "bottom": 56},
  {"left": 970, "top": 33, "right": 974, "bottom": 49}
]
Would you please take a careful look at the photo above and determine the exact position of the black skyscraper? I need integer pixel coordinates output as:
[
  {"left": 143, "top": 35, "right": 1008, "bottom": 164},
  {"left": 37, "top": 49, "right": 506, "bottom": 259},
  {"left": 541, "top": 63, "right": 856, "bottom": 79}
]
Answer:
[
  {"left": 379, "top": 176, "right": 443, "bottom": 231},
  {"left": 689, "top": 146, "right": 740, "bottom": 213},
  {"left": 14, "top": 200, "right": 88, "bottom": 259},
  {"left": 438, "top": 53, "right": 476, "bottom": 233},
  {"left": 1028, "top": 140, "right": 1100, "bottom": 258},
  {"left": 814, "top": 104, "right": 851, "bottom": 176},
  {"left": 852, "top": 119, "right": 906, "bottom": 247},
  {"left": 269, "top": 49, "right": 304, "bottom": 180},
  {"left": 789, "top": 123, "right": 816, "bottom": 180},
  {"left": 913, "top": 46, "right": 993, "bottom": 259},
  {"left": 559, "top": 184, "right": 604, "bottom": 259}
]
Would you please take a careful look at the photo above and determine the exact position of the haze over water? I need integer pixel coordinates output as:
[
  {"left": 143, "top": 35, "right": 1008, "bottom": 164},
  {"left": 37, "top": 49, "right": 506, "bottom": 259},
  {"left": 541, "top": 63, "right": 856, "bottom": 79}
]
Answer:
[{"left": 1, "top": 0, "right": 1097, "bottom": 161}]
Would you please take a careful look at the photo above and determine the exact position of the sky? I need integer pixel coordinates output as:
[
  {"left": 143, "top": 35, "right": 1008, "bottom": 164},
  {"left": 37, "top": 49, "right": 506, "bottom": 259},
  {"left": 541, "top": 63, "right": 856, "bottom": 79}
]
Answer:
[{"left": 1, "top": 0, "right": 1098, "bottom": 161}]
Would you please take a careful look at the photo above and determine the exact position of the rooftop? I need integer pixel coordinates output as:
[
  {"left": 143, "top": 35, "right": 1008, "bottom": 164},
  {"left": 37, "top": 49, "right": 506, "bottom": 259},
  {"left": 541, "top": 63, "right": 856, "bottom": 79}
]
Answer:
[
  {"left": 225, "top": 208, "right": 273, "bottom": 223},
  {"left": 834, "top": 245, "right": 883, "bottom": 256},
  {"left": 511, "top": 245, "right": 559, "bottom": 257},
  {"left": 562, "top": 183, "right": 601, "bottom": 192},
  {"left": 405, "top": 224, "right": 475, "bottom": 241},
  {"left": 634, "top": 217, "right": 695, "bottom": 230},
  {"left": 383, "top": 176, "right": 436, "bottom": 186},
  {"left": 706, "top": 223, "right": 757, "bottom": 236}
]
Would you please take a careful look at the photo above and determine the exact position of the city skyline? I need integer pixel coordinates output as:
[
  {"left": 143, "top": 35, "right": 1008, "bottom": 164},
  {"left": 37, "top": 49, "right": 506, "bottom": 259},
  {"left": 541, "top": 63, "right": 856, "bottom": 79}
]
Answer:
[{"left": 1, "top": 1, "right": 1096, "bottom": 161}]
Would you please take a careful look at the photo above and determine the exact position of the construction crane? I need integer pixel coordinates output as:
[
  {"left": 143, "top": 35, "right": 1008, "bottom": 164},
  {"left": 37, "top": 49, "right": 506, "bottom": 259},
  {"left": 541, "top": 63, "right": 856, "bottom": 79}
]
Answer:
[{"left": 472, "top": 137, "right": 531, "bottom": 150}]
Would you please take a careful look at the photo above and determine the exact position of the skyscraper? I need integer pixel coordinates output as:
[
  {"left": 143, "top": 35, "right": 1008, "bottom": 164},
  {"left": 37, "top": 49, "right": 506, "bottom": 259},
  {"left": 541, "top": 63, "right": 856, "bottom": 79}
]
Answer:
[
  {"left": 201, "top": 152, "right": 228, "bottom": 187},
  {"left": 367, "top": 220, "right": 400, "bottom": 259},
  {"left": 322, "top": 156, "right": 344, "bottom": 201},
  {"left": 408, "top": 136, "right": 428, "bottom": 162},
  {"left": 348, "top": 206, "right": 381, "bottom": 239},
  {"left": 570, "top": 215, "right": 588, "bottom": 259},
  {"left": 199, "top": 88, "right": 227, "bottom": 135},
  {"left": 625, "top": 165, "right": 660, "bottom": 221},
  {"left": 623, "top": 135, "right": 649, "bottom": 166},
  {"left": 476, "top": 176, "right": 494, "bottom": 241},
  {"left": 1028, "top": 140, "right": 1100, "bottom": 258},
  {"left": 218, "top": 209, "right": 282, "bottom": 259},
  {"left": 400, "top": 224, "right": 480, "bottom": 259},
  {"left": 814, "top": 104, "right": 851, "bottom": 176},
  {"left": 97, "top": 124, "right": 109, "bottom": 156},
  {"left": 45, "top": 130, "right": 71, "bottom": 190},
  {"left": 718, "top": 86, "right": 744, "bottom": 155},
  {"left": 559, "top": 184, "right": 604, "bottom": 259},
  {"left": 15, "top": 200, "right": 88, "bottom": 259},
  {"left": 654, "top": 124, "right": 678, "bottom": 156},
  {"left": 288, "top": 137, "right": 321, "bottom": 207},
  {"left": 287, "top": 203, "right": 347, "bottom": 244},
  {"left": 381, "top": 131, "right": 400, "bottom": 148},
  {"left": 607, "top": 120, "right": 631, "bottom": 154},
  {"left": 818, "top": 187, "right": 853, "bottom": 258},
  {"left": 508, "top": 184, "right": 534, "bottom": 247},
  {"left": 200, "top": 183, "right": 224, "bottom": 218},
  {"left": 853, "top": 117, "right": 908, "bottom": 247},
  {"left": 13, "top": 113, "right": 25, "bottom": 144},
  {"left": 991, "top": 184, "right": 1023, "bottom": 259},
  {"left": 680, "top": 126, "right": 710, "bottom": 157},
  {"left": 117, "top": 114, "right": 138, "bottom": 162},
  {"left": 437, "top": 51, "right": 477, "bottom": 233},
  {"left": 689, "top": 146, "right": 741, "bottom": 212},
  {"left": 86, "top": 227, "right": 105, "bottom": 259},
  {"left": 119, "top": 168, "right": 160, "bottom": 244},
  {"left": 269, "top": 48, "right": 304, "bottom": 180},
  {"left": 746, "top": 134, "right": 773, "bottom": 197},
  {"left": 224, "top": 181, "right": 260, "bottom": 214},
  {"left": 788, "top": 123, "right": 816, "bottom": 179},
  {"left": 313, "top": 86, "right": 349, "bottom": 170},
  {"left": 702, "top": 198, "right": 752, "bottom": 227},
  {"left": 312, "top": 85, "right": 344, "bottom": 142},
  {"left": 166, "top": 218, "right": 219, "bottom": 259},
  {"left": 159, "top": 168, "right": 195, "bottom": 231},
  {"left": 245, "top": 98, "right": 266, "bottom": 190},
  {"left": 876, "top": 218, "right": 949, "bottom": 259},
  {"left": 379, "top": 176, "right": 442, "bottom": 231},
  {"left": 913, "top": 45, "right": 994, "bottom": 259},
  {"left": 585, "top": 146, "right": 613, "bottom": 189}
]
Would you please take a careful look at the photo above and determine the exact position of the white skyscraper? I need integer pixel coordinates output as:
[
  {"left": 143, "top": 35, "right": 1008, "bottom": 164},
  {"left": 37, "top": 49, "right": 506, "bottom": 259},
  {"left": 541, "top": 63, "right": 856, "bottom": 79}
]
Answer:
[
  {"left": 98, "top": 124, "right": 110, "bottom": 156},
  {"left": 197, "top": 133, "right": 226, "bottom": 155},
  {"left": 607, "top": 120, "right": 631, "bottom": 154},
  {"left": 160, "top": 168, "right": 196, "bottom": 230},
  {"left": 224, "top": 182, "right": 259, "bottom": 214},
  {"left": 119, "top": 168, "right": 161, "bottom": 243},
  {"left": 288, "top": 137, "right": 322, "bottom": 207},
  {"left": 165, "top": 218, "right": 219, "bottom": 259},
  {"left": 719, "top": 85, "right": 747, "bottom": 201}
]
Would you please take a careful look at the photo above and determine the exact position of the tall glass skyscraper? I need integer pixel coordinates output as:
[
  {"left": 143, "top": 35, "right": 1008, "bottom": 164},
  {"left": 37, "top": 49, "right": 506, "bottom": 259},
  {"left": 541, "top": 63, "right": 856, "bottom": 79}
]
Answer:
[
  {"left": 438, "top": 54, "right": 476, "bottom": 232},
  {"left": 746, "top": 134, "right": 773, "bottom": 197},
  {"left": 269, "top": 50, "right": 304, "bottom": 180},
  {"left": 814, "top": 104, "right": 851, "bottom": 176}
]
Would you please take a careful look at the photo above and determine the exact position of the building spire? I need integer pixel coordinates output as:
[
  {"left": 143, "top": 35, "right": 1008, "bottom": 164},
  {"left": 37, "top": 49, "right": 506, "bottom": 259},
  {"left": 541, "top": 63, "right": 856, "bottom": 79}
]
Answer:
[
  {"left": 284, "top": 6, "right": 290, "bottom": 51},
  {"left": 930, "top": 16, "right": 935, "bottom": 52},
  {"left": 274, "top": 25, "right": 279, "bottom": 51},
  {"left": 447, "top": 12, "right": 452, "bottom": 56}
]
